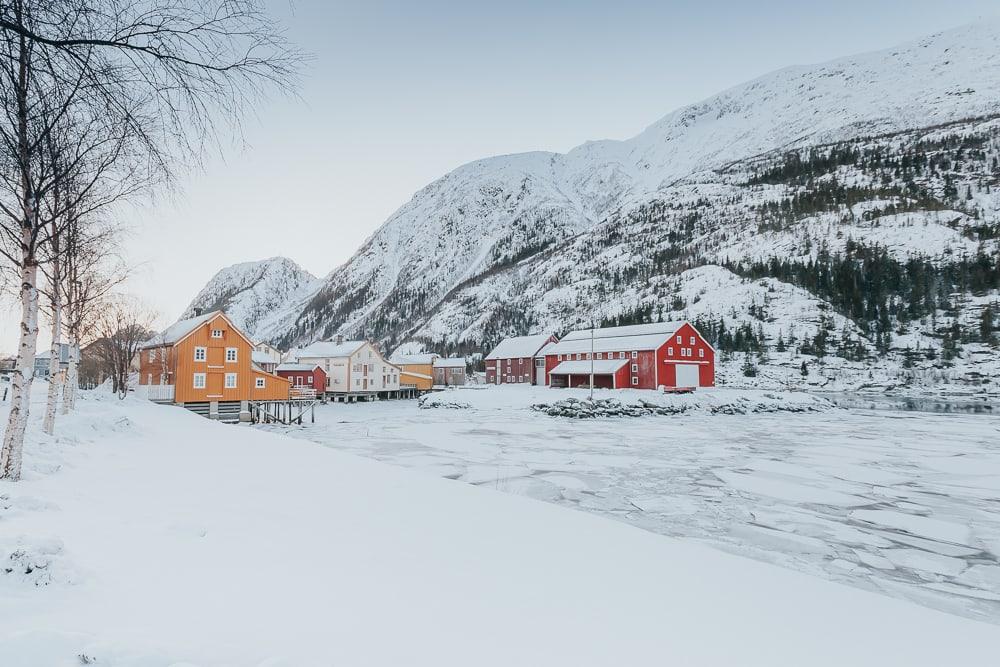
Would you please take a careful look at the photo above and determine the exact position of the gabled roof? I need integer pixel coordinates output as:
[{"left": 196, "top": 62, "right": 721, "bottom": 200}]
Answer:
[
  {"left": 251, "top": 351, "right": 275, "bottom": 365},
  {"left": 276, "top": 362, "right": 322, "bottom": 372},
  {"left": 433, "top": 357, "right": 467, "bottom": 368},
  {"left": 485, "top": 333, "right": 554, "bottom": 360},
  {"left": 391, "top": 353, "right": 438, "bottom": 365},
  {"left": 549, "top": 358, "right": 629, "bottom": 375},
  {"left": 295, "top": 340, "right": 367, "bottom": 359},
  {"left": 559, "top": 321, "right": 685, "bottom": 342},
  {"left": 142, "top": 311, "right": 254, "bottom": 350}
]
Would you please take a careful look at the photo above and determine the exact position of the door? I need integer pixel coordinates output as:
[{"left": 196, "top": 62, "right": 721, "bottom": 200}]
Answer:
[
  {"left": 675, "top": 364, "right": 700, "bottom": 388},
  {"left": 207, "top": 372, "right": 224, "bottom": 397},
  {"left": 535, "top": 358, "right": 545, "bottom": 385}
]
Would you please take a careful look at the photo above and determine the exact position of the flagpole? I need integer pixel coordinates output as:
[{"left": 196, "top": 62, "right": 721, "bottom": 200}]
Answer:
[{"left": 590, "top": 320, "right": 594, "bottom": 402}]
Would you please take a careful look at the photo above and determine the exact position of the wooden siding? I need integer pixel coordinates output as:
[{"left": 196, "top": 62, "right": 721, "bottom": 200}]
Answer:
[
  {"left": 396, "top": 363, "right": 434, "bottom": 390},
  {"left": 140, "top": 313, "right": 290, "bottom": 402}
]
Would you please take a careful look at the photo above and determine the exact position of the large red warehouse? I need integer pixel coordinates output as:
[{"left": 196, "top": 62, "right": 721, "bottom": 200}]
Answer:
[
  {"left": 485, "top": 333, "right": 557, "bottom": 385},
  {"left": 541, "top": 322, "right": 714, "bottom": 390}
]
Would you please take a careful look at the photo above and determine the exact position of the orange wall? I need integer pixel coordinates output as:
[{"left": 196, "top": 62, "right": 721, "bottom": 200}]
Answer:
[
  {"left": 397, "top": 363, "right": 434, "bottom": 390},
  {"left": 141, "top": 314, "right": 290, "bottom": 402}
]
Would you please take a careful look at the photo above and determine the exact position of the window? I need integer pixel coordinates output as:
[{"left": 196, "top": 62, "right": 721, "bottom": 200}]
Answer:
[
  {"left": 211, "top": 329, "right": 223, "bottom": 339},
  {"left": 225, "top": 373, "right": 237, "bottom": 389},
  {"left": 631, "top": 377, "right": 638, "bottom": 386},
  {"left": 631, "top": 364, "right": 638, "bottom": 373},
  {"left": 668, "top": 347, "right": 673, "bottom": 356},
  {"left": 676, "top": 335, "right": 682, "bottom": 344},
  {"left": 631, "top": 351, "right": 638, "bottom": 359},
  {"left": 325, "top": 360, "right": 330, "bottom": 370},
  {"left": 148, "top": 349, "right": 157, "bottom": 362},
  {"left": 596, "top": 352, "right": 603, "bottom": 359},
  {"left": 558, "top": 354, "right": 563, "bottom": 361},
  {"left": 307, "top": 375, "right": 313, "bottom": 385},
  {"left": 193, "top": 373, "right": 206, "bottom": 389},
  {"left": 146, "top": 373, "right": 152, "bottom": 384},
  {"left": 619, "top": 351, "right": 625, "bottom": 359},
  {"left": 194, "top": 347, "right": 206, "bottom": 362},
  {"left": 576, "top": 353, "right": 582, "bottom": 360},
  {"left": 255, "top": 378, "right": 265, "bottom": 389},
  {"left": 225, "top": 347, "right": 238, "bottom": 363},
  {"left": 699, "top": 349, "right": 705, "bottom": 358},
  {"left": 690, "top": 336, "right": 696, "bottom": 345}
]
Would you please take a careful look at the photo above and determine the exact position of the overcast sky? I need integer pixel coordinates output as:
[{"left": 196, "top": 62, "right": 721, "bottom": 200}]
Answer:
[{"left": 1, "top": 0, "right": 997, "bottom": 352}]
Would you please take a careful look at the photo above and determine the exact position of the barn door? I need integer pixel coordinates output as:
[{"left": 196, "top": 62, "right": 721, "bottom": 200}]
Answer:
[{"left": 675, "top": 364, "right": 700, "bottom": 388}]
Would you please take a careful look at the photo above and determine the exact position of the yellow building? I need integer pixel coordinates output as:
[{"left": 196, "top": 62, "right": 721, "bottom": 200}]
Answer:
[{"left": 390, "top": 353, "right": 437, "bottom": 391}]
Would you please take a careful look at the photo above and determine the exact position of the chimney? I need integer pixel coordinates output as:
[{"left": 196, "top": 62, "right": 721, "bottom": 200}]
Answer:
[
  {"left": 335, "top": 334, "right": 344, "bottom": 345},
  {"left": 193, "top": 307, "right": 203, "bottom": 316}
]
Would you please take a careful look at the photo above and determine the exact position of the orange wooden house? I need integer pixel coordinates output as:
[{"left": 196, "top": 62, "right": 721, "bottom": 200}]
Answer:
[{"left": 139, "top": 310, "right": 290, "bottom": 417}]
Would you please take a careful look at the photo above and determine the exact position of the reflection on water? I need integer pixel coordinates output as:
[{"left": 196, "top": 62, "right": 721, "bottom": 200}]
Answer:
[{"left": 818, "top": 392, "right": 998, "bottom": 414}]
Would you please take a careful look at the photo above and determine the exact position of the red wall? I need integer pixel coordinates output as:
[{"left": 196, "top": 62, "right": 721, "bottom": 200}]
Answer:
[
  {"left": 485, "top": 356, "right": 537, "bottom": 384},
  {"left": 277, "top": 367, "right": 328, "bottom": 391},
  {"left": 543, "top": 323, "right": 716, "bottom": 390},
  {"left": 656, "top": 323, "right": 716, "bottom": 388}
]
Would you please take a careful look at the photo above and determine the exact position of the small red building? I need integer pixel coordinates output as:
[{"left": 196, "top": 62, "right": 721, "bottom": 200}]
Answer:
[
  {"left": 275, "top": 362, "right": 327, "bottom": 394},
  {"left": 484, "top": 333, "right": 557, "bottom": 385},
  {"left": 542, "top": 322, "right": 714, "bottom": 390}
]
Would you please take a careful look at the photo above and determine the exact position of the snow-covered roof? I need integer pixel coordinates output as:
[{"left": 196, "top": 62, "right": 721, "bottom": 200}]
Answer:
[
  {"left": 560, "top": 321, "right": 684, "bottom": 342},
  {"left": 433, "top": 358, "right": 467, "bottom": 368},
  {"left": 549, "top": 358, "right": 629, "bottom": 375},
  {"left": 485, "top": 334, "right": 554, "bottom": 360},
  {"left": 542, "top": 332, "right": 674, "bottom": 356},
  {"left": 252, "top": 351, "right": 274, "bottom": 365},
  {"left": 144, "top": 311, "right": 221, "bottom": 348},
  {"left": 295, "top": 340, "right": 366, "bottom": 359},
  {"left": 276, "top": 362, "right": 320, "bottom": 372},
  {"left": 399, "top": 369, "right": 433, "bottom": 381},
  {"left": 392, "top": 353, "right": 437, "bottom": 365}
]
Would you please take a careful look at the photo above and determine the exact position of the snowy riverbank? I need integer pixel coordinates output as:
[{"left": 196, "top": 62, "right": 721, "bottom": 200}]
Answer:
[{"left": 2, "top": 388, "right": 998, "bottom": 664}]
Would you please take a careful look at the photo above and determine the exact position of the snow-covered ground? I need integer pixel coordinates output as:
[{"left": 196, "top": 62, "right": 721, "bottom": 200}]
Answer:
[
  {"left": 262, "top": 385, "right": 1000, "bottom": 623},
  {"left": 2, "top": 385, "right": 999, "bottom": 665}
]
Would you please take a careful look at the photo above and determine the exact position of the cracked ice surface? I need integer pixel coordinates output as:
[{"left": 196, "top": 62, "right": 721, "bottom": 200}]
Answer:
[{"left": 259, "top": 388, "right": 1000, "bottom": 622}]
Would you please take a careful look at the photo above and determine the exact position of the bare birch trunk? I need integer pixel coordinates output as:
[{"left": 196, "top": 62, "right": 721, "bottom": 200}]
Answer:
[
  {"left": 1, "top": 259, "right": 39, "bottom": 481},
  {"left": 43, "top": 284, "right": 62, "bottom": 434},
  {"left": 62, "top": 336, "right": 77, "bottom": 414}
]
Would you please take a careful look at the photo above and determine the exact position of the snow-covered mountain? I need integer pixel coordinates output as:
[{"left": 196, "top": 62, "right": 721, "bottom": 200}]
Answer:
[
  {"left": 187, "top": 20, "right": 1000, "bottom": 392},
  {"left": 180, "top": 257, "right": 319, "bottom": 341}
]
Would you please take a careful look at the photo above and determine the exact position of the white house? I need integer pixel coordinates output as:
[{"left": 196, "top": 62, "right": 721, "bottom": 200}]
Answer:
[{"left": 293, "top": 336, "right": 400, "bottom": 395}]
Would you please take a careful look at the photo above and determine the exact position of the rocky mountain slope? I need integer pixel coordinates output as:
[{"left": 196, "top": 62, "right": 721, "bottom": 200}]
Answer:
[
  {"left": 187, "top": 21, "right": 1000, "bottom": 393},
  {"left": 179, "top": 257, "right": 319, "bottom": 341}
]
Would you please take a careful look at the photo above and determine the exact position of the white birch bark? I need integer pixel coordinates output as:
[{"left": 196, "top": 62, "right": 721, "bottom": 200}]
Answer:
[
  {"left": 61, "top": 337, "right": 77, "bottom": 414},
  {"left": 42, "top": 284, "right": 62, "bottom": 434},
  {"left": 1, "top": 260, "right": 39, "bottom": 481}
]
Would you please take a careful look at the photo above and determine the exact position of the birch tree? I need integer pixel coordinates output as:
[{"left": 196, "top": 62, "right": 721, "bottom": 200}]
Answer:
[{"left": 0, "top": 0, "right": 299, "bottom": 480}]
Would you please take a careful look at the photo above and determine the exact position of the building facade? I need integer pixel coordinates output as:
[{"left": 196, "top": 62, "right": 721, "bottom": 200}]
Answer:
[
  {"left": 541, "top": 322, "right": 715, "bottom": 390},
  {"left": 275, "top": 363, "right": 327, "bottom": 395},
  {"left": 389, "top": 353, "right": 437, "bottom": 391},
  {"left": 139, "top": 311, "right": 291, "bottom": 410},
  {"left": 294, "top": 337, "right": 400, "bottom": 395},
  {"left": 484, "top": 333, "right": 557, "bottom": 385},
  {"left": 433, "top": 357, "right": 467, "bottom": 386}
]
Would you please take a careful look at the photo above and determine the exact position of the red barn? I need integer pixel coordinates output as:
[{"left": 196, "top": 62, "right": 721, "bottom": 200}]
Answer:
[
  {"left": 484, "top": 333, "right": 557, "bottom": 385},
  {"left": 542, "top": 322, "right": 714, "bottom": 390},
  {"left": 275, "top": 362, "right": 327, "bottom": 394}
]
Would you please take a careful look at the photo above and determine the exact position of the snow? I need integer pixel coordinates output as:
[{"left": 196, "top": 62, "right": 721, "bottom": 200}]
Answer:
[
  {"left": 273, "top": 362, "right": 318, "bottom": 372},
  {"left": 293, "top": 339, "right": 365, "bottom": 358},
  {"left": 145, "top": 310, "right": 219, "bottom": 347},
  {"left": 432, "top": 357, "right": 467, "bottom": 368},
  {"left": 3, "top": 386, "right": 1000, "bottom": 663},
  {"left": 483, "top": 333, "right": 553, "bottom": 360},
  {"left": 265, "top": 385, "right": 1000, "bottom": 623},
  {"left": 560, "top": 321, "right": 686, "bottom": 341},
  {"left": 550, "top": 358, "right": 629, "bottom": 374}
]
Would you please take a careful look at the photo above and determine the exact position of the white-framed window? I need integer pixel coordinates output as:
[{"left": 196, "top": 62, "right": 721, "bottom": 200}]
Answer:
[
  {"left": 690, "top": 336, "right": 696, "bottom": 345},
  {"left": 687, "top": 348, "right": 692, "bottom": 357},
  {"left": 355, "top": 379, "right": 360, "bottom": 386},
  {"left": 307, "top": 375, "right": 313, "bottom": 384},
  {"left": 506, "top": 359, "right": 511, "bottom": 366},
  {"left": 668, "top": 347, "right": 673, "bottom": 356},
  {"left": 225, "top": 373, "right": 237, "bottom": 389},
  {"left": 255, "top": 377, "right": 265, "bottom": 389},
  {"left": 676, "top": 335, "right": 682, "bottom": 344},
  {"left": 631, "top": 364, "right": 638, "bottom": 373},
  {"left": 148, "top": 349, "right": 156, "bottom": 362},
  {"left": 619, "top": 351, "right": 625, "bottom": 359},
  {"left": 225, "top": 347, "right": 238, "bottom": 363},
  {"left": 631, "top": 377, "right": 639, "bottom": 386},
  {"left": 194, "top": 346, "right": 206, "bottom": 362},
  {"left": 631, "top": 351, "right": 638, "bottom": 359},
  {"left": 699, "top": 349, "right": 705, "bottom": 358},
  {"left": 193, "top": 373, "right": 206, "bottom": 389},
  {"left": 558, "top": 354, "right": 563, "bottom": 361},
  {"left": 211, "top": 329, "right": 223, "bottom": 339},
  {"left": 146, "top": 373, "right": 152, "bottom": 384},
  {"left": 596, "top": 352, "right": 603, "bottom": 359}
]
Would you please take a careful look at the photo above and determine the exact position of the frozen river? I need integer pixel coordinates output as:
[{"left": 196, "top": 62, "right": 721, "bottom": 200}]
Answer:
[{"left": 258, "top": 387, "right": 1000, "bottom": 622}]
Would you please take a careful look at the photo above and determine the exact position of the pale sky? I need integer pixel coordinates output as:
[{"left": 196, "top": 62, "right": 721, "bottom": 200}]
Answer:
[{"left": 2, "top": 0, "right": 998, "bottom": 352}]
